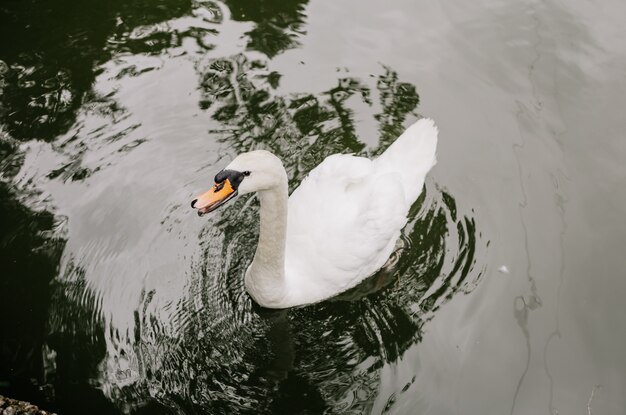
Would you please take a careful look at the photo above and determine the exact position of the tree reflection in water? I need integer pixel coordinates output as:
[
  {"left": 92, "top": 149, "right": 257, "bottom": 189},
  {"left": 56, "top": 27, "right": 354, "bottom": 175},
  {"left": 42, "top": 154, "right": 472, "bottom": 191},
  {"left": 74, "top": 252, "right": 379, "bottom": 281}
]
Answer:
[
  {"left": 223, "top": 0, "right": 308, "bottom": 58},
  {"left": 0, "top": 0, "right": 485, "bottom": 413}
]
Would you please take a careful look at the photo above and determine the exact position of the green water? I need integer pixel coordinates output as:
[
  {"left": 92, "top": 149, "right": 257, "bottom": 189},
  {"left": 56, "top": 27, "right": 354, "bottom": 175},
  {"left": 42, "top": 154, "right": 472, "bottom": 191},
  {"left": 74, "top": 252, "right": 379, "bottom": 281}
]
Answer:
[{"left": 1, "top": 0, "right": 625, "bottom": 413}]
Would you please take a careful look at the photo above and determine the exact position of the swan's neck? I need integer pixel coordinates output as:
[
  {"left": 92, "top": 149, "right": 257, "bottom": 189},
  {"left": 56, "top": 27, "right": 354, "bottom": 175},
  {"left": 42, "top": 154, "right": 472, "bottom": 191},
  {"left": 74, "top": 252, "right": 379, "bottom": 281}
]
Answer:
[{"left": 245, "top": 180, "right": 289, "bottom": 307}]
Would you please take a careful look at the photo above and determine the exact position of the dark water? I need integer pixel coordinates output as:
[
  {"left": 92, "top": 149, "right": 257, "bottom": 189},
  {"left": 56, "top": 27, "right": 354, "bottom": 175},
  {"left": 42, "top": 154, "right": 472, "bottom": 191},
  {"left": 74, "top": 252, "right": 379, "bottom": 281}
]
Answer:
[{"left": 1, "top": 0, "right": 624, "bottom": 414}]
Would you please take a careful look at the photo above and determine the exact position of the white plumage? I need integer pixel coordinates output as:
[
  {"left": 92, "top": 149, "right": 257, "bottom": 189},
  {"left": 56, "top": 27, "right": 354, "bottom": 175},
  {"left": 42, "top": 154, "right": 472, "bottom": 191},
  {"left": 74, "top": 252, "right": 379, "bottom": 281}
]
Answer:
[{"left": 195, "top": 118, "right": 438, "bottom": 308}]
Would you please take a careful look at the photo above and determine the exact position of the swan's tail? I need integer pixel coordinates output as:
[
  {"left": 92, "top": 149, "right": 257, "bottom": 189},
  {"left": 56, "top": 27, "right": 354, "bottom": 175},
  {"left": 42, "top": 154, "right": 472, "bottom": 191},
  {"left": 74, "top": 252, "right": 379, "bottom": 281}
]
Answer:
[{"left": 374, "top": 118, "right": 438, "bottom": 203}]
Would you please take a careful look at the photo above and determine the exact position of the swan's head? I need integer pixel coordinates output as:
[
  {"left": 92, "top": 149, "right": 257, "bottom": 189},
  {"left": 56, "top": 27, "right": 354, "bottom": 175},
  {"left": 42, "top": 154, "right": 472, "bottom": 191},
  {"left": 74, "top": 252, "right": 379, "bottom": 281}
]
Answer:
[{"left": 191, "top": 150, "right": 286, "bottom": 216}]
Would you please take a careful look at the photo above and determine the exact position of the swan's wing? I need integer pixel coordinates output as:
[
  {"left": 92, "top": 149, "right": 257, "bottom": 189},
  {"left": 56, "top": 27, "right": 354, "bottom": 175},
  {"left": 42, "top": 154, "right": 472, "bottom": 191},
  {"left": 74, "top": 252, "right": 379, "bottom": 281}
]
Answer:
[
  {"left": 375, "top": 118, "right": 438, "bottom": 202},
  {"left": 285, "top": 154, "right": 408, "bottom": 298}
]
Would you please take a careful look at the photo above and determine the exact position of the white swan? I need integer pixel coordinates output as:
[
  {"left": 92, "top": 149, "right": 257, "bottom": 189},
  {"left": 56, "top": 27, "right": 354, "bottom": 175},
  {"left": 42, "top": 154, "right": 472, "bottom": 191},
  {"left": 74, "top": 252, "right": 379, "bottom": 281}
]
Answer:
[{"left": 192, "top": 118, "right": 438, "bottom": 308}]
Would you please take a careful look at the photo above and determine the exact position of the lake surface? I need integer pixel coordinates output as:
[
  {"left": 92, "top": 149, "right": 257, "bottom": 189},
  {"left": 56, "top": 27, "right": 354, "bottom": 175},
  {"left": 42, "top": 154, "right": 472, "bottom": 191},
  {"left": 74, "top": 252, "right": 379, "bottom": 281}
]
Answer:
[{"left": 1, "top": 0, "right": 625, "bottom": 413}]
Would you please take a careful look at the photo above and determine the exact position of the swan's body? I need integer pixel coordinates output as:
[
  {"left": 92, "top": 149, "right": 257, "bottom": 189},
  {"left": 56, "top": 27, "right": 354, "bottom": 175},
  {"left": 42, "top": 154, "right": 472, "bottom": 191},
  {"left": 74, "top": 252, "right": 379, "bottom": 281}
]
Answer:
[{"left": 192, "top": 118, "right": 438, "bottom": 308}]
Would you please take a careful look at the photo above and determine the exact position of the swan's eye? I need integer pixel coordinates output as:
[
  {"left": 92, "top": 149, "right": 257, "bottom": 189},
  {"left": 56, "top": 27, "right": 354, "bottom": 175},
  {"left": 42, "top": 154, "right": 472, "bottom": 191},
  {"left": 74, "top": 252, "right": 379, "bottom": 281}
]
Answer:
[{"left": 243, "top": 171, "right": 251, "bottom": 176}]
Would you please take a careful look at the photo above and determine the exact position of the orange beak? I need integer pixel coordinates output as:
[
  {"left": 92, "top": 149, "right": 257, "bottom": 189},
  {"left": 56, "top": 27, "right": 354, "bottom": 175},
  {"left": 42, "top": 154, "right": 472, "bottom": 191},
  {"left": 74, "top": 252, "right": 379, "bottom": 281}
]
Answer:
[{"left": 191, "top": 179, "right": 237, "bottom": 216}]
